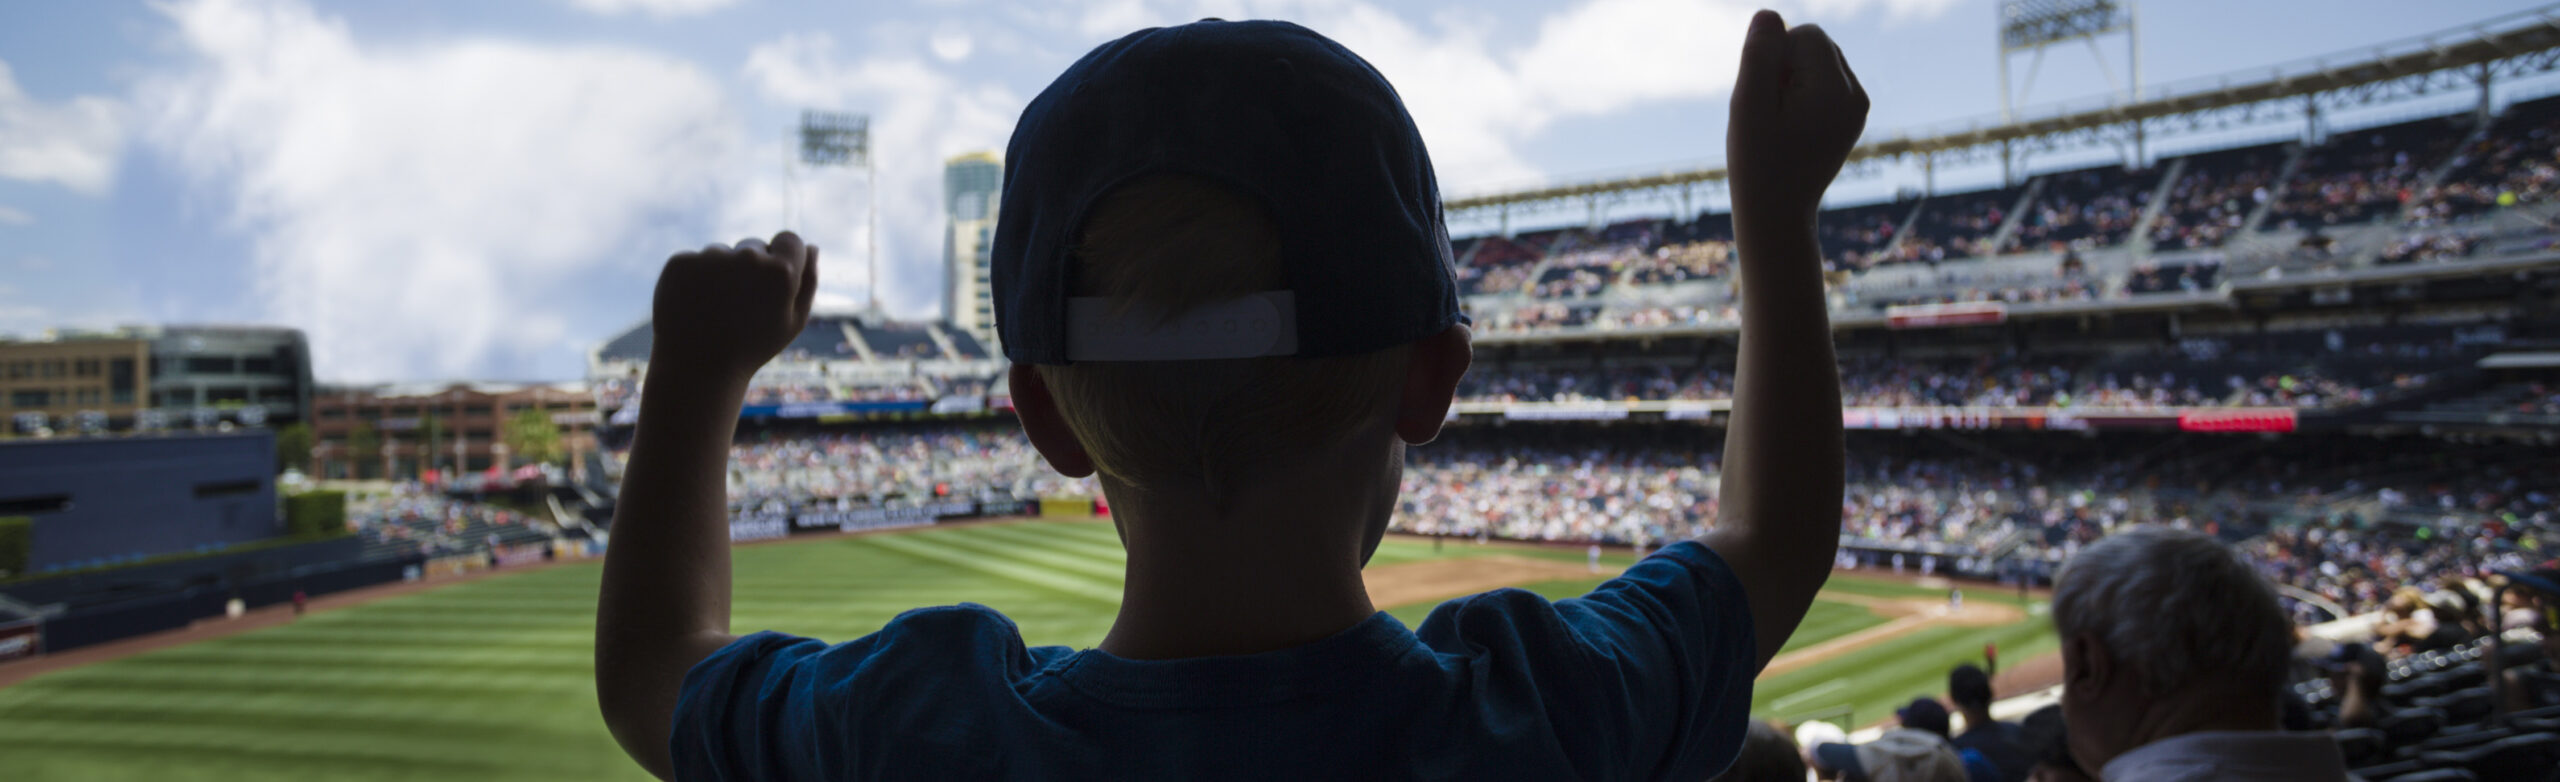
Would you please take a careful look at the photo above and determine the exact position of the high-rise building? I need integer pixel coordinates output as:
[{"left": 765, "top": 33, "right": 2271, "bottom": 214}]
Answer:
[
  {"left": 1, "top": 324, "right": 312, "bottom": 435},
  {"left": 943, "top": 152, "right": 1003, "bottom": 353}
]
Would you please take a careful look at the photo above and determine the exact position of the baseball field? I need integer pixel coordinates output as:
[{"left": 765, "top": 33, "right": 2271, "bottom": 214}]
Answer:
[{"left": 0, "top": 519, "right": 2056, "bottom": 781}]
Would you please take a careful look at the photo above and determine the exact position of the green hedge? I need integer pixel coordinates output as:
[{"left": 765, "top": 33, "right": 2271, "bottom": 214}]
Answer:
[
  {"left": 0, "top": 516, "right": 28, "bottom": 578},
  {"left": 284, "top": 490, "right": 348, "bottom": 537}
]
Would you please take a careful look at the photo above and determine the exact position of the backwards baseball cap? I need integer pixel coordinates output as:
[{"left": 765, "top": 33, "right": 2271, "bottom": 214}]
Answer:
[
  {"left": 991, "top": 19, "right": 1463, "bottom": 365},
  {"left": 1813, "top": 729, "right": 1967, "bottom": 782},
  {"left": 1897, "top": 697, "right": 1952, "bottom": 737}
]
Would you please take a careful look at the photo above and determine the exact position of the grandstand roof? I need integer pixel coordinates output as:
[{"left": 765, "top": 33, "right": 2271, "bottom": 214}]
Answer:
[{"left": 1445, "top": 4, "right": 2560, "bottom": 215}]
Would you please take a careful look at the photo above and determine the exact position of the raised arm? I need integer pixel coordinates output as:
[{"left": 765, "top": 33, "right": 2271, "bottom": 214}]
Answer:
[
  {"left": 1697, "top": 10, "right": 1865, "bottom": 671},
  {"left": 596, "top": 232, "right": 818, "bottom": 780}
]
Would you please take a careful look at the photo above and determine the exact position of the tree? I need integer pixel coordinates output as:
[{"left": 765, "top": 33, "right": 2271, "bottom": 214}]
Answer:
[
  {"left": 503, "top": 407, "right": 564, "bottom": 468},
  {"left": 347, "top": 421, "right": 380, "bottom": 481},
  {"left": 273, "top": 423, "right": 313, "bottom": 476}
]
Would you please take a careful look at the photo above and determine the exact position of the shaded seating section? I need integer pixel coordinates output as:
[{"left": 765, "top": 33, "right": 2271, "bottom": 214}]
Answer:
[
  {"left": 2007, "top": 164, "right": 2161, "bottom": 254},
  {"left": 944, "top": 329, "right": 990, "bottom": 359},
  {"left": 2267, "top": 115, "right": 2471, "bottom": 232},
  {"left": 781, "top": 318, "right": 861, "bottom": 361},
  {"left": 858, "top": 323, "right": 941, "bottom": 360},
  {"left": 1818, "top": 199, "right": 1915, "bottom": 271},
  {"left": 2414, "top": 94, "right": 2560, "bottom": 222},
  {"left": 1907, "top": 184, "right": 2026, "bottom": 259},
  {"left": 2149, "top": 141, "right": 2291, "bottom": 251}
]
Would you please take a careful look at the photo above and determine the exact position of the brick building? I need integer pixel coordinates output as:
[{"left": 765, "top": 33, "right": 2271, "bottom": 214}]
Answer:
[{"left": 308, "top": 382, "right": 596, "bottom": 480}]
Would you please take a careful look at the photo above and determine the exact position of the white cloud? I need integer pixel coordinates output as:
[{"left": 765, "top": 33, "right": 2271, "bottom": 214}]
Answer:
[
  {"left": 1053, "top": 0, "right": 1942, "bottom": 195},
  {"left": 738, "top": 32, "right": 1023, "bottom": 320},
  {"left": 929, "top": 30, "right": 976, "bottom": 63},
  {"left": 563, "top": 0, "right": 740, "bottom": 18},
  {"left": 141, "top": 0, "right": 746, "bottom": 381},
  {"left": 0, "top": 205, "right": 30, "bottom": 226},
  {"left": 0, "top": 59, "right": 123, "bottom": 195}
]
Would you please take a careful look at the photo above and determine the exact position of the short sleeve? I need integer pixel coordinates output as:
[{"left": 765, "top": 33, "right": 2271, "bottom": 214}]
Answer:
[
  {"left": 670, "top": 604, "right": 1066, "bottom": 782},
  {"left": 1413, "top": 541, "right": 1757, "bottom": 781}
]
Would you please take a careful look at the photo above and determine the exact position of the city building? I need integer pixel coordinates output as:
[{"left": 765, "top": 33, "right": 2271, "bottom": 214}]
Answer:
[
  {"left": 942, "top": 151, "right": 1003, "bottom": 353},
  {"left": 307, "top": 382, "right": 597, "bottom": 481},
  {"left": 1, "top": 325, "right": 312, "bottom": 435}
]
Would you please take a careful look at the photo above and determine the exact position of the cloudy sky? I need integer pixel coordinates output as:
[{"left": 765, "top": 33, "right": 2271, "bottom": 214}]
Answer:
[{"left": 3, "top": 0, "right": 2552, "bottom": 381}]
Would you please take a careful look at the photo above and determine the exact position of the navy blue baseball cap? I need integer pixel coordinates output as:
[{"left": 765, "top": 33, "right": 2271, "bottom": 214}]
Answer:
[{"left": 990, "top": 19, "right": 1464, "bottom": 365}]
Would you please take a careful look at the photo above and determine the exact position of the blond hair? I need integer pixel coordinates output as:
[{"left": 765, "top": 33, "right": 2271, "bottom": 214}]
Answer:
[{"left": 1036, "top": 174, "right": 1409, "bottom": 504}]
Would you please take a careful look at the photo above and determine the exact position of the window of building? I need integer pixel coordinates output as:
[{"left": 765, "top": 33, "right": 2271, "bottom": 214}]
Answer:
[
  {"left": 112, "top": 389, "right": 133, "bottom": 405},
  {"left": 10, "top": 390, "right": 49, "bottom": 407},
  {"left": 319, "top": 406, "right": 348, "bottom": 419},
  {"left": 206, "top": 387, "right": 250, "bottom": 405},
  {"left": 464, "top": 405, "right": 493, "bottom": 416},
  {"left": 109, "top": 358, "right": 135, "bottom": 394},
  {"left": 73, "top": 359, "right": 100, "bottom": 377},
  {"left": 185, "top": 356, "right": 234, "bottom": 374},
  {"left": 466, "top": 428, "right": 493, "bottom": 440},
  {"left": 41, "top": 360, "right": 65, "bottom": 378},
  {"left": 243, "top": 357, "right": 275, "bottom": 374},
  {"left": 4, "top": 361, "right": 26, "bottom": 380}
]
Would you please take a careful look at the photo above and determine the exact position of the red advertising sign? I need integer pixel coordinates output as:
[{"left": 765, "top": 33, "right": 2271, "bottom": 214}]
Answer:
[
  {"left": 2177, "top": 408, "right": 2299, "bottom": 433},
  {"left": 1886, "top": 302, "right": 2008, "bottom": 329}
]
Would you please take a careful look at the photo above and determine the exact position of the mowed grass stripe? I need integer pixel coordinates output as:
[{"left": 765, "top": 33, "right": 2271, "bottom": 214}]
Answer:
[
  {"left": 0, "top": 718, "right": 585, "bottom": 774},
  {"left": 858, "top": 534, "right": 1122, "bottom": 604},
  {"left": 920, "top": 529, "right": 1130, "bottom": 583},
  {"left": 14, "top": 697, "right": 599, "bottom": 745},
  {"left": 952, "top": 523, "right": 1133, "bottom": 563}
]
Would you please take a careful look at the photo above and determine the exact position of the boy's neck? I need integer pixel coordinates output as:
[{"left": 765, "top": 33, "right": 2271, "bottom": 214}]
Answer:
[{"left": 1094, "top": 465, "right": 1387, "bottom": 661}]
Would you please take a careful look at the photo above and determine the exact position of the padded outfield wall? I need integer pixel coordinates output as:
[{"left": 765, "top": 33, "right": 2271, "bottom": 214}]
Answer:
[{"left": 0, "top": 431, "right": 281, "bottom": 572}]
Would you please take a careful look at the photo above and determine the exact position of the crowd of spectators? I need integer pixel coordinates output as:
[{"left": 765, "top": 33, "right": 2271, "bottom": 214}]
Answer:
[
  {"left": 351, "top": 490, "right": 553, "bottom": 561},
  {"left": 1451, "top": 357, "right": 2391, "bottom": 410},
  {"left": 607, "top": 426, "right": 1096, "bottom": 514}
]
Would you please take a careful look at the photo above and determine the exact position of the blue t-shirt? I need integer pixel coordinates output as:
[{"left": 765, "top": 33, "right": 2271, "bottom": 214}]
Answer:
[{"left": 672, "top": 541, "right": 1756, "bottom": 781}]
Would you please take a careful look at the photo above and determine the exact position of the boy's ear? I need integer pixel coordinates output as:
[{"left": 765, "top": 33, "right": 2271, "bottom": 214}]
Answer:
[
  {"left": 1393, "top": 324, "right": 1472, "bottom": 446},
  {"left": 1008, "top": 364, "right": 1096, "bottom": 478}
]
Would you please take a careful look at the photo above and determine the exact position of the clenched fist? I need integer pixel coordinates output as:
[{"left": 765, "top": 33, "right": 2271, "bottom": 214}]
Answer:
[
  {"left": 649, "top": 231, "right": 819, "bottom": 386},
  {"left": 1727, "top": 10, "right": 1869, "bottom": 226}
]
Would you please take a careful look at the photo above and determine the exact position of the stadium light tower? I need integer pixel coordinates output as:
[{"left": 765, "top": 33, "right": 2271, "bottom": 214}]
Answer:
[
  {"left": 1997, "top": 0, "right": 2141, "bottom": 181},
  {"left": 793, "top": 110, "right": 877, "bottom": 314}
]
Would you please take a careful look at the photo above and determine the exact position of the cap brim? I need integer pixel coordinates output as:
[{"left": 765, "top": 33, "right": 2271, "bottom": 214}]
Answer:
[{"left": 1814, "top": 742, "right": 1864, "bottom": 775}]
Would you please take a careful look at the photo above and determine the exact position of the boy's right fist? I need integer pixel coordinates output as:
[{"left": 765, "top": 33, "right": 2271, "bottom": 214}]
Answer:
[
  {"left": 648, "top": 231, "right": 819, "bottom": 386},
  {"left": 1727, "top": 10, "right": 1868, "bottom": 226}
]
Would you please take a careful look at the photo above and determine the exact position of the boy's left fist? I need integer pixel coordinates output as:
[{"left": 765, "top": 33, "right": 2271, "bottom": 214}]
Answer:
[{"left": 649, "top": 231, "right": 818, "bottom": 386}]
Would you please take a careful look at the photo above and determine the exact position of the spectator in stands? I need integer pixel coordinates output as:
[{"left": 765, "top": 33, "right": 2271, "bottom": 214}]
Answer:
[
  {"left": 595, "top": 15, "right": 1871, "bottom": 780},
  {"left": 1811, "top": 728, "right": 1968, "bottom": 782},
  {"left": 2325, "top": 642, "right": 2390, "bottom": 730},
  {"left": 2049, "top": 526, "right": 2349, "bottom": 780},
  {"left": 1890, "top": 696, "right": 2003, "bottom": 782},
  {"left": 1948, "top": 664, "right": 2034, "bottom": 782},
  {"left": 1712, "top": 720, "right": 1809, "bottom": 782},
  {"left": 2496, "top": 566, "right": 2560, "bottom": 713},
  {"left": 2016, "top": 705, "right": 2092, "bottom": 782}
]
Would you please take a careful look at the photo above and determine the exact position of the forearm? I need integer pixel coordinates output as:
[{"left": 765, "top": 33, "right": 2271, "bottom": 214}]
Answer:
[
  {"left": 595, "top": 360, "right": 749, "bottom": 778},
  {"left": 1719, "top": 218, "right": 1844, "bottom": 541}
]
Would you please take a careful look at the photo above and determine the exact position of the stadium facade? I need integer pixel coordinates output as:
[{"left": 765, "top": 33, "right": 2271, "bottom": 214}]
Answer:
[{"left": 0, "top": 324, "right": 314, "bottom": 436}]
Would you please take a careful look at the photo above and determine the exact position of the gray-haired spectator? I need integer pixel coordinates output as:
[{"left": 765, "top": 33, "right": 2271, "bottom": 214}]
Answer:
[
  {"left": 1712, "top": 720, "right": 1808, "bottom": 782},
  {"left": 2051, "top": 526, "right": 2348, "bottom": 781}
]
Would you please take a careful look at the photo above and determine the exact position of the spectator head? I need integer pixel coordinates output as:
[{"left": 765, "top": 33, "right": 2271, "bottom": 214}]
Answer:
[
  {"left": 2018, "top": 705, "right": 2093, "bottom": 782},
  {"left": 1948, "top": 664, "right": 1995, "bottom": 715},
  {"left": 1711, "top": 720, "right": 1807, "bottom": 782},
  {"left": 1896, "top": 697, "right": 1952, "bottom": 738},
  {"left": 2051, "top": 526, "right": 2294, "bottom": 772},
  {"left": 1812, "top": 729, "right": 1967, "bottom": 782},
  {"left": 999, "top": 21, "right": 1473, "bottom": 560},
  {"left": 1009, "top": 172, "right": 1472, "bottom": 550}
]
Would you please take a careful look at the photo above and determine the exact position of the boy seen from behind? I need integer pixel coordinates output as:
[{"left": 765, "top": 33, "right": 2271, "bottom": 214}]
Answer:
[{"left": 596, "top": 10, "right": 1865, "bottom": 780}]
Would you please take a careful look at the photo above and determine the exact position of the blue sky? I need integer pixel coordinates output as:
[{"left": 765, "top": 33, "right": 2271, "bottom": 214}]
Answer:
[{"left": 2, "top": 0, "right": 2554, "bottom": 382}]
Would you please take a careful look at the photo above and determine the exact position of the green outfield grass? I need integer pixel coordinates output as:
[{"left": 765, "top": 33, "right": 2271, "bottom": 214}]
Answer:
[{"left": 0, "top": 521, "right": 2051, "bottom": 780}]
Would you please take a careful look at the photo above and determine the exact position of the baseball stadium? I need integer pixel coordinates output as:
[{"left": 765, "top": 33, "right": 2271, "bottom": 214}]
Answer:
[{"left": 5, "top": 1, "right": 2560, "bottom": 781}]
